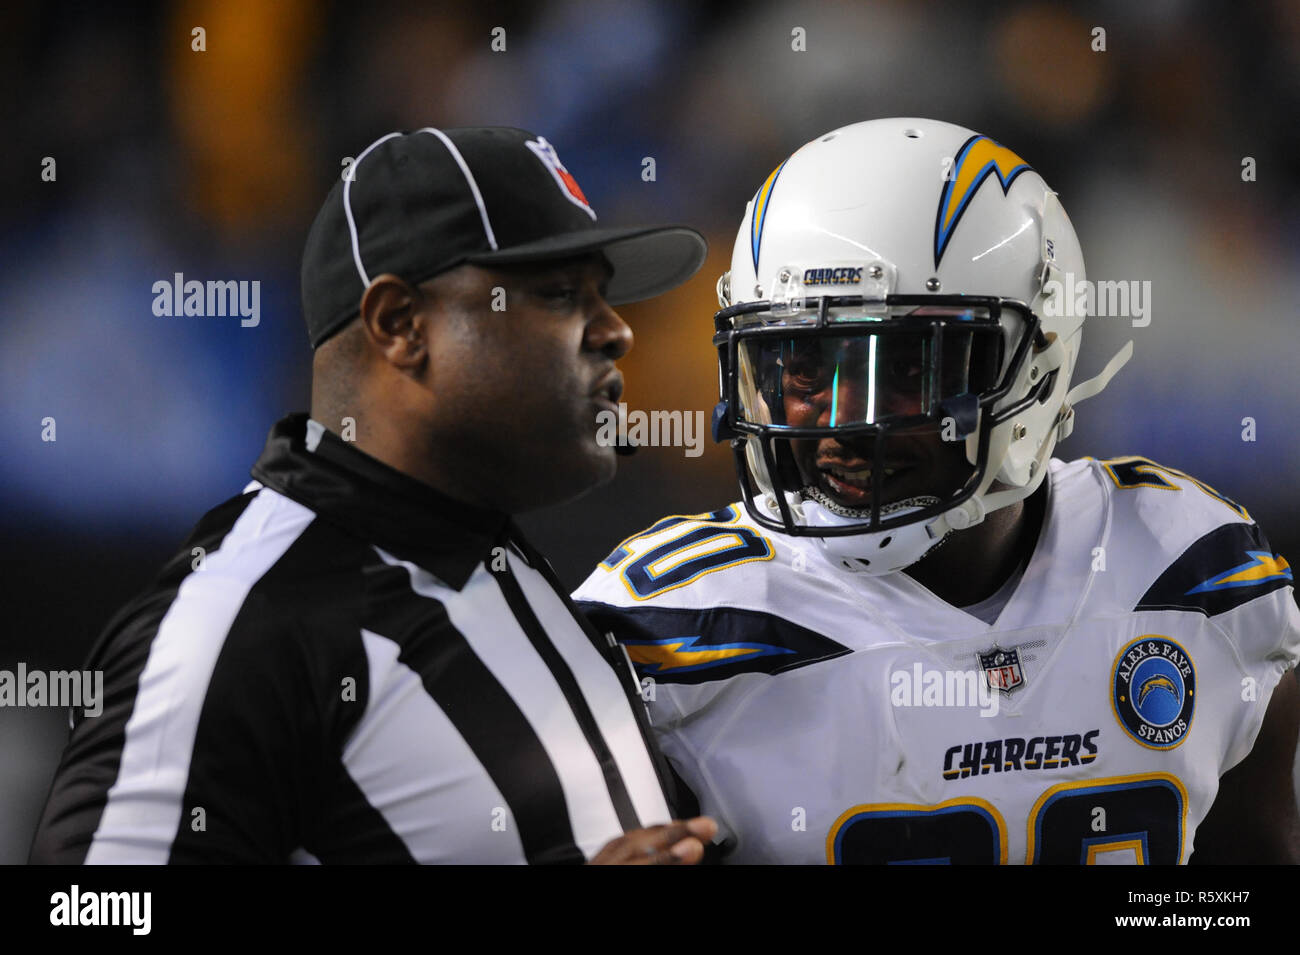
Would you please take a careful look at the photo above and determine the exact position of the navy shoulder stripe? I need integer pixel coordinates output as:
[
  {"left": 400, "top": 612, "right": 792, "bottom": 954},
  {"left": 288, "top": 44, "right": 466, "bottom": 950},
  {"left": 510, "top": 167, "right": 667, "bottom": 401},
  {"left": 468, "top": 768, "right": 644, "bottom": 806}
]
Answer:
[
  {"left": 1135, "top": 521, "right": 1293, "bottom": 617},
  {"left": 577, "top": 601, "right": 851, "bottom": 686}
]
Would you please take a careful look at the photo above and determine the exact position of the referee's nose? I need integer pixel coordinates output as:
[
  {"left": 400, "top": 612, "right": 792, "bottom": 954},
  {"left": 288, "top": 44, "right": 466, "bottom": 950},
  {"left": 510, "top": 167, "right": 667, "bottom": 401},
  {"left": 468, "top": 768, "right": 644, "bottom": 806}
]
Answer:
[{"left": 585, "top": 296, "right": 634, "bottom": 362}]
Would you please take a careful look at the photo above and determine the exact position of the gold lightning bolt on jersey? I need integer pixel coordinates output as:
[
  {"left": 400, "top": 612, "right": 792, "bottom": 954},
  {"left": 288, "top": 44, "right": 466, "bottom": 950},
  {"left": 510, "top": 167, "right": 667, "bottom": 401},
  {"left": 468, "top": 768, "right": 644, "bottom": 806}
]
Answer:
[{"left": 573, "top": 456, "right": 1299, "bottom": 864}]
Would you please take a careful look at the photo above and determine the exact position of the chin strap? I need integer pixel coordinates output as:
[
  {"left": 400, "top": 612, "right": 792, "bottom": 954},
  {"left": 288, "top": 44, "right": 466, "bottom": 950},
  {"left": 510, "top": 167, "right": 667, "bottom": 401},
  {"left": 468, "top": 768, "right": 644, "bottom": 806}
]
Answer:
[
  {"left": 939, "top": 339, "right": 1135, "bottom": 534},
  {"left": 943, "top": 468, "right": 1045, "bottom": 533},
  {"left": 1055, "top": 340, "right": 1133, "bottom": 442}
]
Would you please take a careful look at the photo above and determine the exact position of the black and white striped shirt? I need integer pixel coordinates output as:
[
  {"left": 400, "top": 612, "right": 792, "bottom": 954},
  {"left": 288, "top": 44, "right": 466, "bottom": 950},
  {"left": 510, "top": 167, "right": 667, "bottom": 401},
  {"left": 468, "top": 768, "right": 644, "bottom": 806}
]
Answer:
[{"left": 30, "top": 413, "right": 673, "bottom": 864}]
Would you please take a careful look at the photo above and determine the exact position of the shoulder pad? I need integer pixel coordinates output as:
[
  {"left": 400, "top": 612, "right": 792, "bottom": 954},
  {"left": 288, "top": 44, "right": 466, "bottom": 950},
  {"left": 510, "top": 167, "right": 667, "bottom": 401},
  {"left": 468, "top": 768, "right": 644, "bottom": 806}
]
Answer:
[
  {"left": 577, "top": 600, "right": 851, "bottom": 685},
  {"left": 1082, "top": 456, "right": 1290, "bottom": 617},
  {"left": 574, "top": 504, "right": 776, "bottom": 608},
  {"left": 1136, "top": 520, "right": 1292, "bottom": 617}
]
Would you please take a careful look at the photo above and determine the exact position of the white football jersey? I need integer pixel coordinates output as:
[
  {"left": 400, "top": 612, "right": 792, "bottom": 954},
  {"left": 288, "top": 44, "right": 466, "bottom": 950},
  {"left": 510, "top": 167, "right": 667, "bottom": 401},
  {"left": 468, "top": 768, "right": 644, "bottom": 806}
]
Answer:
[{"left": 574, "top": 456, "right": 1300, "bottom": 864}]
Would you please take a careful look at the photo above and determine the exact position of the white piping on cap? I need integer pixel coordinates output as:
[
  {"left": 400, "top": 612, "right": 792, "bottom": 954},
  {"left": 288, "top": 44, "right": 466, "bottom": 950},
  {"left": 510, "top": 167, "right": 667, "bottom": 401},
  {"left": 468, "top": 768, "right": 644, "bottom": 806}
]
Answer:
[
  {"left": 342, "top": 131, "right": 403, "bottom": 287},
  {"left": 342, "top": 128, "right": 501, "bottom": 291},
  {"left": 416, "top": 126, "right": 499, "bottom": 252}
]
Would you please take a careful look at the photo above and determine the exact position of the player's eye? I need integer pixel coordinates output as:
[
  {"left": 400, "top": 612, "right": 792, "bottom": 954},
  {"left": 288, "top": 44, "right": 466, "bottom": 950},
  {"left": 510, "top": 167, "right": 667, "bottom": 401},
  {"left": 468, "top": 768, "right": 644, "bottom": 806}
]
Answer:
[{"left": 784, "top": 359, "right": 825, "bottom": 387}]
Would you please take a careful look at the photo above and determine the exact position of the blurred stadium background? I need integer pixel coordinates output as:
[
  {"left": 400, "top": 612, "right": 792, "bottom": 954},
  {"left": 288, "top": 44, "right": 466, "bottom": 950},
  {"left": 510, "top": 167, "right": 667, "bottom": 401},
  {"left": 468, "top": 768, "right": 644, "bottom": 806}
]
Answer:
[{"left": 3, "top": 0, "right": 1298, "bottom": 863}]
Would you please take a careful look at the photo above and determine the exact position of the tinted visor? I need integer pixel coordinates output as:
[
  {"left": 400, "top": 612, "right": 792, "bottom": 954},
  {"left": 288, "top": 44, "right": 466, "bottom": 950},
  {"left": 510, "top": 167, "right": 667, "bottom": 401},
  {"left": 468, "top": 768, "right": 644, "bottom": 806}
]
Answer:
[{"left": 736, "top": 307, "right": 1003, "bottom": 429}]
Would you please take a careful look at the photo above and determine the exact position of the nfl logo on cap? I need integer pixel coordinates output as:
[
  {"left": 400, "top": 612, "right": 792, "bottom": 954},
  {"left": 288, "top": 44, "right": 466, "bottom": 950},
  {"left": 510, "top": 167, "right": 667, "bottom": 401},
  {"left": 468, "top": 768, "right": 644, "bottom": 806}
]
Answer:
[{"left": 525, "top": 136, "right": 595, "bottom": 219}]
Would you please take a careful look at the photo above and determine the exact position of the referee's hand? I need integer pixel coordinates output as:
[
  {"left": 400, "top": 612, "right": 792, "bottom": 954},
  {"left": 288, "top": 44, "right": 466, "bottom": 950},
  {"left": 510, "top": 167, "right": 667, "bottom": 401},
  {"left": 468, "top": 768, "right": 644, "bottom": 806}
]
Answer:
[{"left": 588, "top": 817, "right": 718, "bottom": 865}]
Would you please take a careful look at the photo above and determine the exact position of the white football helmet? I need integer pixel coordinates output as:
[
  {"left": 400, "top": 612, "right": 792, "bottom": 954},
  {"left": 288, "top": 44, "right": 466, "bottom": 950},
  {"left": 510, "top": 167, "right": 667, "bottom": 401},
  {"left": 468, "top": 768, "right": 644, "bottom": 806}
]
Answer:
[{"left": 712, "top": 118, "right": 1132, "bottom": 574}]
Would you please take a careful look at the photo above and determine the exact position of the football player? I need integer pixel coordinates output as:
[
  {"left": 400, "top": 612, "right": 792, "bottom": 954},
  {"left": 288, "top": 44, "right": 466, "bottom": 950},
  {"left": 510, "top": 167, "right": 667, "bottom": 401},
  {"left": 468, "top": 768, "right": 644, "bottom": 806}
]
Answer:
[{"left": 574, "top": 118, "right": 1300, "bottom": 864}]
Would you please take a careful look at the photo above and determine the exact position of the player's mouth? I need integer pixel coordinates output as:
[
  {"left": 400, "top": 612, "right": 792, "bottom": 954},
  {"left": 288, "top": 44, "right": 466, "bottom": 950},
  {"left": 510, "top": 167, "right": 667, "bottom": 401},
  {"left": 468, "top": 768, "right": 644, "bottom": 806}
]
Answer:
[{"left": 817, "top": 461, "right": 914, "bottom": 506}]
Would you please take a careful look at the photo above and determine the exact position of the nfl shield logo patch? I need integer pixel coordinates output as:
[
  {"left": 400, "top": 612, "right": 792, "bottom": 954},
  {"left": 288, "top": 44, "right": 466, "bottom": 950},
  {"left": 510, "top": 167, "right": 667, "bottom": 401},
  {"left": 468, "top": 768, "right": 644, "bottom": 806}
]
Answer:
[
  {"left": 525, "top": 136, "right": 597, "bottom": 220},
  {"left": 979, "top": 645, "right": 1025, "bottom": 695}
]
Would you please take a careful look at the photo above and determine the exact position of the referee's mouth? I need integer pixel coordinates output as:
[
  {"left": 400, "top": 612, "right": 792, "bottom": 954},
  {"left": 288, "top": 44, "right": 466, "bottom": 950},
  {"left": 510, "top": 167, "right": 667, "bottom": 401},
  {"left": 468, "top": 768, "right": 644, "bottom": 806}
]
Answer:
[{"left": 590, "top": 369, "right": 624, "bottom": 414}]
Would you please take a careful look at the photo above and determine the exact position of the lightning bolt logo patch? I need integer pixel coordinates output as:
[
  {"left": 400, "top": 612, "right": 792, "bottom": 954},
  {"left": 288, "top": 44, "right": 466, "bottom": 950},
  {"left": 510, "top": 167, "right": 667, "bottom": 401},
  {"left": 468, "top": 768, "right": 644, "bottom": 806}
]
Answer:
[
  {"left": 1137, "top": 675, "right": 1178, "bottom": 708},
  {"left": 1135, "top": 522, "right": 1293, "bottom": 618},
  {"left": 576, "top": 603, "right": 853, "bottom": 686},
  {"left": 934, "top": 135, "right": 1032, "bottom": 268},
  {"left": 624, "top": 636, "right": 795, "bottom": 675},
  {"left": 1185, "top": 551, "right": 1292, "bottom": 594}
]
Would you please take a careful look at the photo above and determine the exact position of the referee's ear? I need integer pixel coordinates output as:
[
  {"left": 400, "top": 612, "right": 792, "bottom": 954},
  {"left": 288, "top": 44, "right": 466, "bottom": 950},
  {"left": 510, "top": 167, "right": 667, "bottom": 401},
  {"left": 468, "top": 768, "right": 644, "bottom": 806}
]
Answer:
[{"left": 358, "top": 272, "right": 429, "bottom": 374}]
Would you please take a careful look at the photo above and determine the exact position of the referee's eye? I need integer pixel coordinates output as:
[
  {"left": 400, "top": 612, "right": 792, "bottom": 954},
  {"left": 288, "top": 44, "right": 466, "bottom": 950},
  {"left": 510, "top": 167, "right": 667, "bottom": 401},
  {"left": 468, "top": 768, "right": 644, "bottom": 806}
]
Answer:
[{"left": 537, "top": 286, "right": 580, "bottom": 308}]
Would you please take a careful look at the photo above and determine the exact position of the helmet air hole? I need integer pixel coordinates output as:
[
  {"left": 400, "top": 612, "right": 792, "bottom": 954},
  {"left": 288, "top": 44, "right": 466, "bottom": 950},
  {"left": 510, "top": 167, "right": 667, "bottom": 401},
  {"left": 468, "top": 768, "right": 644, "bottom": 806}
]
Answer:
[
  {"left": 903, "top": 129, "right": 922, "bottom": 139},
  {"left": 879, "top": 536, "right": 892, "bottom": 548}
]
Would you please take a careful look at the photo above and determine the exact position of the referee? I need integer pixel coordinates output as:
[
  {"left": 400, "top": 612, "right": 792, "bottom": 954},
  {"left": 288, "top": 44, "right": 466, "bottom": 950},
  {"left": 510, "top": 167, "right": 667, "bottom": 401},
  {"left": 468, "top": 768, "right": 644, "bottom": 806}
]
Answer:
[{"left": 30, "top": 127, "right": 714, "bottom": 864}]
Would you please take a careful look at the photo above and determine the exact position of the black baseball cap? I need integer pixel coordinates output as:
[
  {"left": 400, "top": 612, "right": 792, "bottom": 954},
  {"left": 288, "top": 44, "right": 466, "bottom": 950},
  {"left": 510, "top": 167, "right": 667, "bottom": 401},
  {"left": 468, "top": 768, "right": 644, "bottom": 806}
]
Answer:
[{"left": 301, "top": 126, "right": 708, "bottom": 348}]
